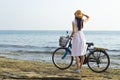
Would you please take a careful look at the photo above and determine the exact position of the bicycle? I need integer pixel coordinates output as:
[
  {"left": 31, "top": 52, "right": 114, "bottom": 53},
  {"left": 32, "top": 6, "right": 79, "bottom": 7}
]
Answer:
[{"left": 52, "top": 32, "right": 110, "bottom": 73}]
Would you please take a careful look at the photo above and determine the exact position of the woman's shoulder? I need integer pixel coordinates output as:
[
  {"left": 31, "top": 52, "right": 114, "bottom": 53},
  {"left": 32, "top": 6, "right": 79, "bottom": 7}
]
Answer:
[{"left": 72, "top": 19, "right": 76, "bottom": 23}]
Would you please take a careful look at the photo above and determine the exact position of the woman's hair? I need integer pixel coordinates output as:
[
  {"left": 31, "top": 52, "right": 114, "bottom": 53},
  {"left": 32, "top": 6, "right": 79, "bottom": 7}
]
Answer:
[{"left": 75, "top": 17, "right": 83, "bottom": 31}]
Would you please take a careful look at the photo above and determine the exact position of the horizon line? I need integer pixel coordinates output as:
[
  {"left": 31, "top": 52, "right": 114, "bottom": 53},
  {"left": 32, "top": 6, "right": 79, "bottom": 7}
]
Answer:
[{"left": 0, "top": 29, "right": 120, "bottom": 31}]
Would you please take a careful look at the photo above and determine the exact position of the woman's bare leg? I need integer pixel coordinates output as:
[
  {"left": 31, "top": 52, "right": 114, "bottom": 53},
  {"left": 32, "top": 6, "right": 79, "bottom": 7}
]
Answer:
[
  {"left": 75, "top": 56, "right": 80, "bottom": 70},
  {"left": 79, "top": 55, "right": 85, "bottom": 69}
]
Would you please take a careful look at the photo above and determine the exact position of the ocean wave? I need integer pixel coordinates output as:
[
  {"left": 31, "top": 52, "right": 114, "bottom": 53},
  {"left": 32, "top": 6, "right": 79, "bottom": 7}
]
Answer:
[
  {"left": 107, "top": 49, "right": 120, "bottom": 52},
  {"left": 15, "top": 50, "right": 52, "bottom": 53},
  {"left": 0, "top": 44, "right": 58, "bottom": 49},
  {"left": 0, "top": 44, "right": 120, "bottom": 54},
  {"left": 43, "top": 46, "right": 57, "bottom": 49},
  {"left": 0, "top": 44, "right": 40, "bottom": 49}
]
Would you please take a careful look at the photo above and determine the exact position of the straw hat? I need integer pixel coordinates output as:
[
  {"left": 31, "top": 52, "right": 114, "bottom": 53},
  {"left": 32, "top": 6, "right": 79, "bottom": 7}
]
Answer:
[{"left": 74, "top": 10, "right": 83, "bottom": 18}]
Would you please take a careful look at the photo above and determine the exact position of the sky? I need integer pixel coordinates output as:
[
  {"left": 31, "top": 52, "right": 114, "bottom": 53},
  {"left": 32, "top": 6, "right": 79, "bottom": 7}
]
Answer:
[{"left": 0, "top": 0, "right": 120, "bottom": 30}]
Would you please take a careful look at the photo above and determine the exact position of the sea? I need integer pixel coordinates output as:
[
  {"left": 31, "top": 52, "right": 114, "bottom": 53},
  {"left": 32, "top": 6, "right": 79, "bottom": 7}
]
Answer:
[{"left": 0, "top": 30, "right": 120, "bottom": 68}]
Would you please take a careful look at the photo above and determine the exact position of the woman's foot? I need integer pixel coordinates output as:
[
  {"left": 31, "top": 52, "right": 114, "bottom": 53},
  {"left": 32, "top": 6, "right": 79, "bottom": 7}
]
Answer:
[{"left": 72, "top": 69, "right": 81, "bottom": 73}]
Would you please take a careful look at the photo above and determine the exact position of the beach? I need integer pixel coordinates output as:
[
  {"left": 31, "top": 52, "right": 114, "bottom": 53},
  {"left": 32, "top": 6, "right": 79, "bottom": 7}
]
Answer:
[{"left": 0, "top": 56, "right": 120, "bottom": 80}]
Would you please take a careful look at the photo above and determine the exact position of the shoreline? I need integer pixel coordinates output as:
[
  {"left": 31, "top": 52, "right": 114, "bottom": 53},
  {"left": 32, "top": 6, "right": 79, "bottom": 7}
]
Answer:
[
  {"left": 0, "top": 56, "right": 120, "bottom": 80},
  {"left": 0, "top": 50, "right": 120, "bottom": 69}
]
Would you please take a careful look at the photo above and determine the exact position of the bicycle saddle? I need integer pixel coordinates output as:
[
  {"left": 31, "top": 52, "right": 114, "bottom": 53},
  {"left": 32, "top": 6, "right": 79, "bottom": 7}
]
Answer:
[{"left": 86, "top": 42, "right": 94, "bottom": 47}]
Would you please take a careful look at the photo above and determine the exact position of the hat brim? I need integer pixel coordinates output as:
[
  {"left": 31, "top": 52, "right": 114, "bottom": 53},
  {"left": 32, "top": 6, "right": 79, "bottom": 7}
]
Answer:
[{"left": 74, "top": 10, "right": 83, "bottom": 18}]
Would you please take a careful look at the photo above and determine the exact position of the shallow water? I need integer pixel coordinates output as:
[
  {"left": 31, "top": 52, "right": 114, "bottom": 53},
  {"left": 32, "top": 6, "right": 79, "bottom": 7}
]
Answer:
[{"left": 0, "top": 30, "right": 120, "bottom": 68}]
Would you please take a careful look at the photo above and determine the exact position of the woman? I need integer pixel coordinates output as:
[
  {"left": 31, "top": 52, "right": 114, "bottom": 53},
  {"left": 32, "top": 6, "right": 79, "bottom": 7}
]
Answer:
[{"left": 70, "top": 10, "right": 89, "bottom": 73}]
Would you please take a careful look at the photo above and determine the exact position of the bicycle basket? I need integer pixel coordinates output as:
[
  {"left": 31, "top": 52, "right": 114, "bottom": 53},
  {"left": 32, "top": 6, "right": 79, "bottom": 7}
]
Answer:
[{"left": 59, "top": 36, "right": 69, "bottom": 47}]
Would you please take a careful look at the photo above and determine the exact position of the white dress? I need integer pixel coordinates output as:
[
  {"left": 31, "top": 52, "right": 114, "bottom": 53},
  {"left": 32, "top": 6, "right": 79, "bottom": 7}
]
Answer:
[{"left": 71, "top": 19, "right": 87, "bottom": 56}]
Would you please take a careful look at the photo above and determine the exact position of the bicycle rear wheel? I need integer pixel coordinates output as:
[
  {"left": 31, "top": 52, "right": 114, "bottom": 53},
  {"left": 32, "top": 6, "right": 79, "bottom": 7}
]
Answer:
[
  {"left": 52, "top": 47, "right": 73, "bottom": 70},
  {"left": 87, "top": 50, "right": 110, "bottom": 73}
]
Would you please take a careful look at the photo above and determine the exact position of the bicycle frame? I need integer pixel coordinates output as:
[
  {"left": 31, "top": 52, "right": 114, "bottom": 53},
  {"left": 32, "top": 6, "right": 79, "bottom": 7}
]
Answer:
[
  {"left": 61, "top": 39, "right": 93, "bottom": 63},
  {"left": 61, "top": 39, "right": 72, "bottom": 59},
  {"left": 61, "top": 37, "right": 108, "bottom": 64}
]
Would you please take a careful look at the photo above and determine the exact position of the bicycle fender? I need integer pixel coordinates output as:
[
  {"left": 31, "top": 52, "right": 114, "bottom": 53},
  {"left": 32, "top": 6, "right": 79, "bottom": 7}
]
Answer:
[{"left": 94, "top": 47, "right": 107, "bottom": 51}]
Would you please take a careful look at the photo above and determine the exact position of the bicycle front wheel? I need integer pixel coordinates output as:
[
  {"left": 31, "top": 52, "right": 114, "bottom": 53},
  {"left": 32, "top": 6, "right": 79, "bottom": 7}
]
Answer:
[
  {"left": 87, "top": 50, "right": 110, "bottom": 73},
  {"left": 52, "top": 47, "right": 73, "bottom": 70}
]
